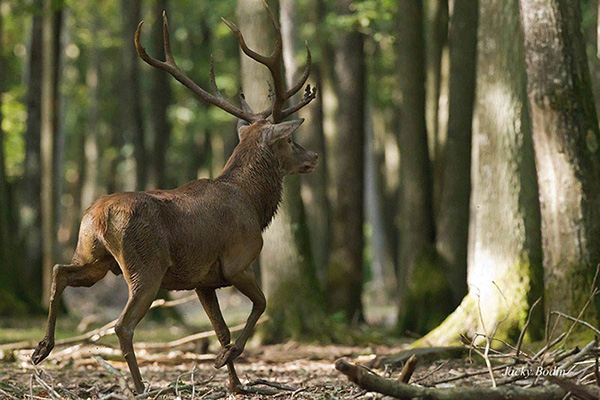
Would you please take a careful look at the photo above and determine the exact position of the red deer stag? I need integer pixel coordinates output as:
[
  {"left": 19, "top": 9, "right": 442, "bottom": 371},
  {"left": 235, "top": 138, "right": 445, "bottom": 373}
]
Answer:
[{"left": 32, "top": 3, "right": 317, "bottom": 394}]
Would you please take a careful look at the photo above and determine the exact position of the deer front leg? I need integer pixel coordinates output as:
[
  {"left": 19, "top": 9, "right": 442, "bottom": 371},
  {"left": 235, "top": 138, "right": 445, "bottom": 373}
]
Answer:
[
  {"left": 215, "top": 267, "right": 266, "bottom": 369},
  {"left": 195, "top": 288, "right": 242, "bottom": 392}
]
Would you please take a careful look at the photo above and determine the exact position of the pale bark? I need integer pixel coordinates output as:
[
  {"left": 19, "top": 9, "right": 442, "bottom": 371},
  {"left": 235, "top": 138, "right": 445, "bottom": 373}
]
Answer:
[
  {"left": 520, "top": 0, "right": 600, "bottom": 326},
  {"left": 325, "top": 0, "right": 366, "bottom": 323},
  {"left": 418, "top": 0, "right": 543, "bottom": 346},
  {"left": 237, "top": 0, "right": 326, "bottom": 340}
]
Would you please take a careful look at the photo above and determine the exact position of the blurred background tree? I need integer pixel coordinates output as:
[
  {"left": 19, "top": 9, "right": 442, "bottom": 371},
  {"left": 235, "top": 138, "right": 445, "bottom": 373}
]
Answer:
[{"left": 0, "top": 0, "right": 599, "bottom": 348}]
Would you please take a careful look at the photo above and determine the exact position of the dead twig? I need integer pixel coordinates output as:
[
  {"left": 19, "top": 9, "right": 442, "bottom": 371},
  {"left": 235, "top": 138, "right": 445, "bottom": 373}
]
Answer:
[
  {"left": 516, "top": 297, "right": 541, "bottom": 358},
  {"left": 137, "top": 316, "right": 269, "bottom": 350},
  {"left": 397, "top": 354, "right": 417, "bottom": 383},
  {"left": 94, "top": 355, "right": 136, "bottom": 398}
]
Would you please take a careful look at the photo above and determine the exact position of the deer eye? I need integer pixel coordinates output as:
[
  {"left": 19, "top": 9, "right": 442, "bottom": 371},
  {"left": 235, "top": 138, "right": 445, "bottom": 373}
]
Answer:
[{"left": 287, "top": 138, "right": 293, "bottom": 144}]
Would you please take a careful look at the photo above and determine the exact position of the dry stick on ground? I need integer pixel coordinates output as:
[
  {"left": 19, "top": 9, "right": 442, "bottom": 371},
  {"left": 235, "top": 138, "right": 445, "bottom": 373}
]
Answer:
[
  {"left": 137, "top": 317, "right": 269, "bottom": 350},
  {"left": 398, "top": 355, "right": 417, "bottom": 383},
  {"left": 335, "top": 358, "right": 569, "bottom": 400},
  {"left": 545, "top": 376, "right": 600, "bottom": 400},
  {"left": 93, "top": 355, "right": 136, "bottom": 398},
  {"left": 0, "top": 294, "right": 198, "bottom": 353}
]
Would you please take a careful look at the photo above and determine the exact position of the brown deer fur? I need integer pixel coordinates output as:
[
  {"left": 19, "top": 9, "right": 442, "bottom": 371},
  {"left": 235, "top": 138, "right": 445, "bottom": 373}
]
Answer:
[{"left": 32, "top": 119, "right": 318, "bottom": 394}]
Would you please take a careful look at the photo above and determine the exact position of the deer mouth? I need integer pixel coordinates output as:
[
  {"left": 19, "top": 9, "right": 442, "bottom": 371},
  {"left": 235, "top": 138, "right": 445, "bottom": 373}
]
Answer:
[{"left": 301, "top": 162, "right": 317, "bottom": 173}]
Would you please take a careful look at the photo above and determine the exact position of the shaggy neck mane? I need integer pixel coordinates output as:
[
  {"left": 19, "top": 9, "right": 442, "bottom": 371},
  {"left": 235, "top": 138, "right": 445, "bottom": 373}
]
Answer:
[{"left": 217, "top": 139, "right": 283, "bottom": 230}]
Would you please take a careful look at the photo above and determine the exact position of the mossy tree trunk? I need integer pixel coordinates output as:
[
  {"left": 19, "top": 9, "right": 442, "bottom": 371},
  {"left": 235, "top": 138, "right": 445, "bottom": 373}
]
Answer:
[
  {"left": 520, "top": 0, "right": 600, "bottom": 328},
  {"left": 237, "top": 0, "right": 327, "bottom": 341},
  {"left": 435, "top": 0, "right": 479, "bottom": 307},
  {"left": 417, "top": 0, "right": 544, "bottom": 346},
  {"left": 325, "top": 0, "right": 367, "bottom": 323}
]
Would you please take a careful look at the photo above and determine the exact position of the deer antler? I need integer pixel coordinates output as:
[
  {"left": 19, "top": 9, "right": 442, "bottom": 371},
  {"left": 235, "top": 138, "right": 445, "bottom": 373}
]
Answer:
[
  {"left": 221, "top": 0, "right": 317, "bottom": 123},
  {"left": 135, "top": 12, "right": 271, "bottom": 123}
]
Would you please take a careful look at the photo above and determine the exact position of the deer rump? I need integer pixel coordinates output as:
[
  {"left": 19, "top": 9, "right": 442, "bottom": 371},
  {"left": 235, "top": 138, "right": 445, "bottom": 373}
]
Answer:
[{"left": 78, "top": 179, "right": 262, "bottom": 292}]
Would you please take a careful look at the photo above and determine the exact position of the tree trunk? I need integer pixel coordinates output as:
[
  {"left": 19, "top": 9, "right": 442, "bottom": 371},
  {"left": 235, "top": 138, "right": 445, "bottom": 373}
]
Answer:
[
  {"left": 0, "top": 0, "right": 10, "bottom": 281},
  {"left": 20, "top": 9, "right": 43, "bottom": 296},
  {"left": 418, "top": 0, "right": 544, "bottom": 346},
  {"left": 396, "top": 0, "right": 437, "bottom": 332},
  {"left": 120, "top": 0, "right": 146, "bottom": 191},
  {"left": 148, "top": 0, "right": 172, "bottom": 190},
  {"left": 40, "top": 0, "right": 62, "bottom": 308},
  {"left": 520, "top": 0, "right": 600, "bottom": 327},
  {"left": 236, "top": 0, "right": 327, "bottom": 340},
  {"left": 82, "top": 15, "right": 100, "bottom": 210},
  {"left": 435, "top": 0, "right": 479, "bottom": 306},
  {"left": 324, "top": 0, "right": 366, "bottom": 323},
  {"left": 298, "top": 0, "right": 331, "bottom": 275},
  {"left": 426, "top": 0, "right": 449, "bottom": 219}
]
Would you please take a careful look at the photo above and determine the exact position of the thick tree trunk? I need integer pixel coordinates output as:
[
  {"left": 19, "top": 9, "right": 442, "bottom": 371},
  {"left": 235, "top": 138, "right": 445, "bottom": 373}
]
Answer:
[
  {"left": 435, "top": 0, "right": 479, "bottom": 306},
  {"left": 20, "top": 10, "right": 43, "bottom": 295},
  {"left": 148, "top": 0, "right": 172, "bottom": 190},
  {"left": 520, "top": 0, "right": 600, "bottom": 327},
  {"left": 324, "top": 0, "right": 366, "bottom": 323},
  {"left": 396, "top": 0, "right": 437, "bottom": 332},
  {"left": 237, "top": 0, "right": 327, "bottom": 340},
  {"left": 120, "top": 0, "right": 146, "bottom": 191},
  {"left": 418, "top": 0, "right": 544, "bottom": 346}
]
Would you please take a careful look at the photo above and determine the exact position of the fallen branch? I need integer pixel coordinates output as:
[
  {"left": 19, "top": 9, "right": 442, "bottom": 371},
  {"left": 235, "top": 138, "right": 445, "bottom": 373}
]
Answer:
[
  {"left": 335, "top": 358, "right": 569, "bottom": 400},
  {"left": 94, "top": 355, "right": 135, "bottom": 398},
  {"left": 137, "top": 316, "right": 268, "bottom": 350},
  {"left": 0, "top": 295, "right": 198, "bottom": 353}
]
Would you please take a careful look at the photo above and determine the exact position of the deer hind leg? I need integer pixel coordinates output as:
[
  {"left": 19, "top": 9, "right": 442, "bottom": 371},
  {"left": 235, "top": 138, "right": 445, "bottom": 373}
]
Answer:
[
  {"left": 115, "top": 276, "right": 162, "bottom": 394},
  {"left": 215, "top": 267, "right": 266, "bottom": 370},
  {"left": 195, "top": 288, "right": 242, "bottom": 392},
  {"left": 32, "top": 261, "right": 111, "bottom": 365}
]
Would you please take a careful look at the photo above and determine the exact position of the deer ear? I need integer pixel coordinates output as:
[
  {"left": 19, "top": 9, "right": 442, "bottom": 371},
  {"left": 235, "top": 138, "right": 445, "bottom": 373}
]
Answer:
[
  {"left": 263, "top": 119, "right": 304, "bottom": 145},
  {"left": 237, "top": 119, "right": 250, "bottom": 140}
]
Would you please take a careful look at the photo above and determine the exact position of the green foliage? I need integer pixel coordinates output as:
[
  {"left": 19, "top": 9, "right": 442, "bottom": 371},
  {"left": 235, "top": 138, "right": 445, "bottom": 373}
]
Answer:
[{"left": 1, "top": 87, "right": 26, "bottom": 178}]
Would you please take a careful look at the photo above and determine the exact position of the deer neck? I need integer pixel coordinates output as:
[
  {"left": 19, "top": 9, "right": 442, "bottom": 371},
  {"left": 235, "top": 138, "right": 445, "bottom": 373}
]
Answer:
[{"left": 218, "top": 146, "right": 283, "bottom": 230}]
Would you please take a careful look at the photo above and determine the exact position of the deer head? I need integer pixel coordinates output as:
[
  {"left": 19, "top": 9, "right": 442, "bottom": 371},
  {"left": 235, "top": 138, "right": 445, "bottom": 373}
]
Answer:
[{"left": 134, "top": 2, "right": 318, "bottom": 173}]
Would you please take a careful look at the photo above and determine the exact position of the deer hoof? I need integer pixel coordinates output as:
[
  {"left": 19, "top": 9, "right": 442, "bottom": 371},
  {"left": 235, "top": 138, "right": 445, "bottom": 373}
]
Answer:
[
  {"left": 214, "top": 344, "right": 242, "bottom": 369},
  {"left": 31, "top": 339, "right": 54, "bottom": 365}
]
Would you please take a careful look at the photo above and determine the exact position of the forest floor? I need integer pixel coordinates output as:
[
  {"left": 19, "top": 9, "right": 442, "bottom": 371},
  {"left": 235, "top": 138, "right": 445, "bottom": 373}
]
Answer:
[{"left": 0, "top": 337, "right": 524, "bottom": 400}]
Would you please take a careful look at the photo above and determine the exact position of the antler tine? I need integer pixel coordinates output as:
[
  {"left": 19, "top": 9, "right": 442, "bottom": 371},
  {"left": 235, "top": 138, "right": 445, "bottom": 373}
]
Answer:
[
  {"left": 221, "top": 17, "right": 271, "bottom": 65},
  {"left": 135, "top": 13, "right": 261, "bottom": 123},
  {"left": 285, "top": 42, "right": 312, "bottom": 99},
  {"left": 209, "top": 55, "right": 222, "bottom": 98},
  {"left": 281, "top": 84, "right": 318, "bottom": 120},
  {"left": 239, "top": 91, "right": 254, "bottom": 113},
  {"left": 261, "top": 0, "right": 283, "bottom": 58},
  {"left": 161, "top": 12, "right": 176, "bottom": 65}
]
